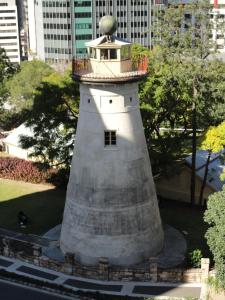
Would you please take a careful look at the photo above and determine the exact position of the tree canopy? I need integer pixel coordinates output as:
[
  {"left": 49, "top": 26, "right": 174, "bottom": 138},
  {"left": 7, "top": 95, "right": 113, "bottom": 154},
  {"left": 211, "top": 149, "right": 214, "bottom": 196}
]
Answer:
[
  {"left": 6, "top": 60, "right": 54, "bottom": 112},
  {"left": 204, "top": 186, "right": 225, "bottom": 289},
  {"left": 20, "top": 70, "right": 79, "bottom": 168},
  {"left": 137, "top": 1, "right": 225, "bottom": 204},
  {"left": 0, "top": 60, "right": 53, "bottom": 130},
  {"left": 0, "top": 48, "right": 16, "bottom": 107}
]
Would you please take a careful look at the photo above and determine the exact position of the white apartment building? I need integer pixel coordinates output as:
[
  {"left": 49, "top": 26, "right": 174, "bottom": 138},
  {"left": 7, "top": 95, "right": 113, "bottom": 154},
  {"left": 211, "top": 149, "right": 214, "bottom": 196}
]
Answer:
[
  {"left": 0, "top": 0, "right": 20, "bottom": 63},
  {"left": 210, "top": 0, "right": 225, "bottom": 52}
]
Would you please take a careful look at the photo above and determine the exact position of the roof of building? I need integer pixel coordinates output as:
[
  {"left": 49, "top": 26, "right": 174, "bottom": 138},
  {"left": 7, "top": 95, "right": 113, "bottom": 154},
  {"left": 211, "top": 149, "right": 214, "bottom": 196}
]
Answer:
[
  {"left": 85, "top": 35, "right": 131, "bottom": 48},
  {"left": 3, "top": 124, "right": 33, "bottom": 147},
  {"left": 185, "top": 150, "right": 225, "bottom": 191}
]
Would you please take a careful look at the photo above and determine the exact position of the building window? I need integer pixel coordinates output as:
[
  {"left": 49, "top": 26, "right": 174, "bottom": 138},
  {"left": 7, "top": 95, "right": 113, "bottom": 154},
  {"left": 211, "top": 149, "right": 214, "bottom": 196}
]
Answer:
[
  {"left": 90, "top": 47, "right": 96, "bottom": 58},
  {"left": 104, "top": 131, "right": 117, "bottom": 146},
  {"left": 100, "top": 49, "right": 117, "bottom": 60}
]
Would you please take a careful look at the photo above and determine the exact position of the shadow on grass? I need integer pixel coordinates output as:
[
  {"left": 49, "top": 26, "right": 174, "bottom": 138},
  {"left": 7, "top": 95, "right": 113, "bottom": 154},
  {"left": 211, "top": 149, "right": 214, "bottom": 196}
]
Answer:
[
  {"left": 0, "top": 188, "right": 66, "bottom": 235},
  {"left": 0, "top": 182, "right": 211, "bottom": 262},
  {"left": 159, "top": 198, "right": 211, "bottom": 259}
]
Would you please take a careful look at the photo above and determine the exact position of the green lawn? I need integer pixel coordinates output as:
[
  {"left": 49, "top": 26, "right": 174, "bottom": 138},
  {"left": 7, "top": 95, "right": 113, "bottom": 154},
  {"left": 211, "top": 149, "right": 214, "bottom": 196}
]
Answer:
[
  {"left": 0, "top": 178, "right": 66, "bottom": 235},
  {"left": 160, "top": 199, "right": 211, "bottom": 258},
  {"left": 0, "top": 178, "right": 210, "bottom": 259}
]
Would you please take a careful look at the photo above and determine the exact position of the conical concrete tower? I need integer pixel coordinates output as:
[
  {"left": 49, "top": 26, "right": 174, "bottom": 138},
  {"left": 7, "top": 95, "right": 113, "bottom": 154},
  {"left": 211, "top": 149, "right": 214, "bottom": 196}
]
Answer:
[{"left": 60, "top": 16, "right": 164, "bottom": 266}]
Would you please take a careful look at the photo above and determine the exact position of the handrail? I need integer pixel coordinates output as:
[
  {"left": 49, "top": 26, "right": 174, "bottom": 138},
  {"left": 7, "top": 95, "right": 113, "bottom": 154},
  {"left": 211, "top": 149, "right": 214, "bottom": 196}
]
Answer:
[{"left": 72, "top": 56, "right": 148, "bottom": 76}]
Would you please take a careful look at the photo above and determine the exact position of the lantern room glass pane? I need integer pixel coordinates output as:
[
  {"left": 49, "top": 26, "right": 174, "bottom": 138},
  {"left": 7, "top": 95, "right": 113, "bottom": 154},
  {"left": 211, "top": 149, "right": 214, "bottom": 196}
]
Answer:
[
  {"left": 121, "top": 46, "right": 130, "bottom": 60},
  {"left": 100, "top": 49, "right": 108, "bottom": 60},
  {"left": 109, "top": 49, "right": 117, "bottom": 59},
  {"left": 90, "top": 47, "right": 96, "bottom": 58}
]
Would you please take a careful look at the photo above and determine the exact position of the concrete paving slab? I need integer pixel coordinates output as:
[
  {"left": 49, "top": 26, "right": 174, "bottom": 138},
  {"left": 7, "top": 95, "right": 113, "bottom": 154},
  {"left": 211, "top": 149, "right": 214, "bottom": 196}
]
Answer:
[
  {"left": 16, "top": 266, "right": 58, "bottom": 281},
  {"left": 0, "top": 255, "right": 203, "bottom": 299},
  {"left": 0, "top": 228, "right": 51, "bottom": 247},
  {"left": 132, "top": 285, "right": 201, "bottom": 298},
  {"left": 0, "top": 258, "right": 13, "bottom": 267},
  {"left": 64, "top": 279, "right": 123, "bottom": 292}
]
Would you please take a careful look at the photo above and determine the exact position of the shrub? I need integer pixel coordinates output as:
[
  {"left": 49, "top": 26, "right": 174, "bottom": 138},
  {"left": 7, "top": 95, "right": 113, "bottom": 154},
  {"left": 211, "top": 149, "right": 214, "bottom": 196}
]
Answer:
[
  {"left": 204, "top": 187, "right": 225, "bottom": 289},
  {"left": 47, "top": 167, "right": 69, "bottom": 188},
  {"left": 187, "top": 249, "right": 203, "bottom": 268},
  {"left": 0, "top": 157, "right": 52, "bottom": 184}
]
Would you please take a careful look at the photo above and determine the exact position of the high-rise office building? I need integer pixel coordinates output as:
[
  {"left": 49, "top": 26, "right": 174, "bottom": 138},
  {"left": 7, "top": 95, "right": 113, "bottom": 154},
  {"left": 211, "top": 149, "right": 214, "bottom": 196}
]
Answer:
[
  {"left": 28, "top": 0, "right": 72, "bottom": 63},
  {"left": 71, "top": 0, "right": 92, "bottom": 57},
  {"left": 0, "top": 0, "right": 21, "bottom": 63},
  {"left": 28, "top": 0, "right": 165, "bottom": 63},
  {"left": 16, "top": 0, "right": 29, "bottom": 60}
]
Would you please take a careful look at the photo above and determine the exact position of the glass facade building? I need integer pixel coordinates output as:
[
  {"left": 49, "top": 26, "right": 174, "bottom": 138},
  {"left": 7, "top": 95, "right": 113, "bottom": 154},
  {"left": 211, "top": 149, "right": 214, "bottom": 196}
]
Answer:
[
  {"left": 72, "top": 0, "right": 92, "bottom": 57},
  {"left": 29, "top": 0, "right": 165, "bottom": 63}
]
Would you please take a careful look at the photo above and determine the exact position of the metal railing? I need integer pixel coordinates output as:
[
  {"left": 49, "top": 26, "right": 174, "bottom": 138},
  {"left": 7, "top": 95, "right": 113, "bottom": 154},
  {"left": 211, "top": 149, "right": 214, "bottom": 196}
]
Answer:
[{"left": 72, "top": 55, "right": 148, "bottom": 77}]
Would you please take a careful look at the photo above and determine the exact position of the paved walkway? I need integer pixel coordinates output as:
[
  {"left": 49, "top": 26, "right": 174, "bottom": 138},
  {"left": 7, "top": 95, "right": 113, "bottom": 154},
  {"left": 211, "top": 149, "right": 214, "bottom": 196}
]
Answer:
[{"left": 0, "top": 255, "right": 203, "bottom": 299}]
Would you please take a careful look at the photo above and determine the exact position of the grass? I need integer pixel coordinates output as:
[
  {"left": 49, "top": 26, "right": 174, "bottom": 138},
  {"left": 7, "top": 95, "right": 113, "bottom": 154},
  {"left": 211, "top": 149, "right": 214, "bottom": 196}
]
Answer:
[
  {"left": 0, "top": 178, "right": 66, "bottom": 235},
  {"left": 159, "top": 198, "right": 211, "bottom": 258},
  {"left": 0, "top": 178, "right": 210, "bottom": 259}
]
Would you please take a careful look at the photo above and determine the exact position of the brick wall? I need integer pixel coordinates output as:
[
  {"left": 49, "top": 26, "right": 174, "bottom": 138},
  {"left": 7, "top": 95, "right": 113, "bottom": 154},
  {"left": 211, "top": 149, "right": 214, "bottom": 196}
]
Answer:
[{"left": 0, "top": 234, "right": 210, "bottom": 283}]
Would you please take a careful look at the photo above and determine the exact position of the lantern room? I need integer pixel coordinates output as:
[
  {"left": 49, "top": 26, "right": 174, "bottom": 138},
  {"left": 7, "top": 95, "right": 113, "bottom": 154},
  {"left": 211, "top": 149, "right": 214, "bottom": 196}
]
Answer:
[{"left": 86, "top": 35, "right": 132, "bottom": 75}]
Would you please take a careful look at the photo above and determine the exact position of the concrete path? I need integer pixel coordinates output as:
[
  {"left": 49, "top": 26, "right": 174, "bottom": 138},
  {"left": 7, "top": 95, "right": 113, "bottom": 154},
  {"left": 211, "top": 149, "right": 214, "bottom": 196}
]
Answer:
[{"left": 0, "top": 255, "right": 203, "bottom": 299}]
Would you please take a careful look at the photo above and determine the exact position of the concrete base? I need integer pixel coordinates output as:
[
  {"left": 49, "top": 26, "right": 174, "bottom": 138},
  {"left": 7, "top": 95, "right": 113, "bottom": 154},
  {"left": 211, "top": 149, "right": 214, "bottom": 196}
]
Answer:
[{"left": 43, "top": 224, "right": 186, "bottom": 269}]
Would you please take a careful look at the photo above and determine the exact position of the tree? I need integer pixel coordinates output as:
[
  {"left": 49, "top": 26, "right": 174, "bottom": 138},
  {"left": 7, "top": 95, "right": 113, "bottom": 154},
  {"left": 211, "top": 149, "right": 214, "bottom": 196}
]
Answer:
[
  {"left": 19, "top": 70, "right": 79, "bottom": 169},
  {"left": 139, "top": 1, "right": 225, "bottom": 204},
  {"left": 199, "top": 122, "right": 225, "bottom": 206},
  {"left": 0, "top": 60, "right": 54, "bottom": 130},
  {"left": 0, "top": 48, "right": 16, "bottom": 108},
  {"left": 204, "top": 186, "right": 225, "bottom": 289},
  {"left": 6, "top": 60, "right": 53, "bottom": 112}
]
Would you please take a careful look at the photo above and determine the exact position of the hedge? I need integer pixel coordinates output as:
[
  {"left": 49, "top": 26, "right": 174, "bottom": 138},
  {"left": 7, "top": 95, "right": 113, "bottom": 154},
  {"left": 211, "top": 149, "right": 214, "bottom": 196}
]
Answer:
[{"left": 0, "top": 157, "right": 54, "bottom": 184}]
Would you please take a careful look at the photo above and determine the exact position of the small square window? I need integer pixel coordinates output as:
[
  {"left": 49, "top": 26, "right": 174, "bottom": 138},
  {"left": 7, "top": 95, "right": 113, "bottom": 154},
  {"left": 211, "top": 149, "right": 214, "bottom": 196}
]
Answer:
[{"left": 104, "top": 131, "right": 117, "bottom": 146}]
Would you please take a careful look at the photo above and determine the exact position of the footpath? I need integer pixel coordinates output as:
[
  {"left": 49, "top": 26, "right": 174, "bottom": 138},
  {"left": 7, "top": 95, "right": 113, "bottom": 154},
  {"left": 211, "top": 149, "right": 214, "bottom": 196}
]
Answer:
[{"left": 0, "top": 255, "right": 203, "bottom": 299}]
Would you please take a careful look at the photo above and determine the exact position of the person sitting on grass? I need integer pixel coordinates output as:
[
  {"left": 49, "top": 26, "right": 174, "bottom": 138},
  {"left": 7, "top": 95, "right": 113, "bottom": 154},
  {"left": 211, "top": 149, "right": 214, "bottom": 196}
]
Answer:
[{"left": 17, "top": 211, "right": 28, "bottom": 228}]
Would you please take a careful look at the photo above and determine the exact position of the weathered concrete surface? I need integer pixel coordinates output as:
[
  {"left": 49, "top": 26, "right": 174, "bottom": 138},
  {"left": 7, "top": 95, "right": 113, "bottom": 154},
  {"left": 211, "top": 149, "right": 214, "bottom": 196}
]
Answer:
[
  {"left": 157, "top": 225, "right": 187, "bottom": 268},
  {"left": 60, "top": 83, "right": 164, "bottom": 266},
  {"left": 47, "top": 224, "right": 186, "bottom": 269}
]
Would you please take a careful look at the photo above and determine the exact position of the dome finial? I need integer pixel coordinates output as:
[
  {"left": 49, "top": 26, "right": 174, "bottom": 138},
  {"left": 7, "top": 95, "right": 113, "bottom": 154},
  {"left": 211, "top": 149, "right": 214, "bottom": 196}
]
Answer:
[{"left": 99, "top": 15, "right": 117, "bottom": 36}]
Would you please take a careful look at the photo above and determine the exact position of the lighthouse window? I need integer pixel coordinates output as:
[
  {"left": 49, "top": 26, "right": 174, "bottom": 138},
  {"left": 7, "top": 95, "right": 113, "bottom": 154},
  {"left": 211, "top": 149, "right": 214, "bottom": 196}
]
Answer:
[
  {"left": 109, "top": 99, "right": 112, "bottom": 104},
  {"left": 121, "top": 46, "right": 130, "bottom": 60},
  {"left": 90, "top": 47, "right": 96, "bottom": 59},
  {"left": 100, "top": 49, "right": 108, "bottom": 60},
  {"left": 109, "top": 49, "right": 117, "bottom": 59},
  {"left": 100, "top": 49, "right": 117, "bottom": 60},
  {"left": 104, "top": 131, "right": 117, "bottom": 146}
]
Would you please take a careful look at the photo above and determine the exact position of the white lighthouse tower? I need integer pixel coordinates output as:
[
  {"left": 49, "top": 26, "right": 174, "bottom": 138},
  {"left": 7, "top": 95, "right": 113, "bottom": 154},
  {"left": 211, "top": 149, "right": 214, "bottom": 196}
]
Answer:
[{"left": 60, "top": 16, "right": 164, "bottom": 266}]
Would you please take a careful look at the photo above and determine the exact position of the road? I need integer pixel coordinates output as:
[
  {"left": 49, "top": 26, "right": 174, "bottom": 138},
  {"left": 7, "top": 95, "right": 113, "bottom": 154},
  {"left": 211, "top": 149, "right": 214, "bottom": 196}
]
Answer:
[{"left": 0, "top": 280, "right": 77, "bottom": 300}]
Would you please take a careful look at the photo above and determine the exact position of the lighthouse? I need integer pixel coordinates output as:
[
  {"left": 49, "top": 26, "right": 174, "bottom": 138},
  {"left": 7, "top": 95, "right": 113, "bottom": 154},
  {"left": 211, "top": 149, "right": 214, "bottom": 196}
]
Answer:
[{"left": 60, "top": 16, "right": 164, "bottom": 266}]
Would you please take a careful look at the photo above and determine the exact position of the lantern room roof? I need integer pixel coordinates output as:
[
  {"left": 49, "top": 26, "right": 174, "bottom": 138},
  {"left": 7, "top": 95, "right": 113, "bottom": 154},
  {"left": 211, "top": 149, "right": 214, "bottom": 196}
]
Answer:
[{"left": 85, "top": 35, "right": 131, "bottom": 48}]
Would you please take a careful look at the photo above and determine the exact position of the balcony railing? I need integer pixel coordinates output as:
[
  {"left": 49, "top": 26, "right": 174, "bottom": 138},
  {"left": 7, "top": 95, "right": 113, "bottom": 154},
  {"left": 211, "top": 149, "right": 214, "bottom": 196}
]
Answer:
[{"left": 71, "top": 56, "right": 148, "bottom": 82}]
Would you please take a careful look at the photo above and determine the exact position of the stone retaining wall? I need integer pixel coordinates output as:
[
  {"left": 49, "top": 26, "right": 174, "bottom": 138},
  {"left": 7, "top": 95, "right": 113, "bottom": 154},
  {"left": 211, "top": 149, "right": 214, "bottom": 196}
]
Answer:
[{"left": 0, "top": 234, "right": 210, "bottom": 283}]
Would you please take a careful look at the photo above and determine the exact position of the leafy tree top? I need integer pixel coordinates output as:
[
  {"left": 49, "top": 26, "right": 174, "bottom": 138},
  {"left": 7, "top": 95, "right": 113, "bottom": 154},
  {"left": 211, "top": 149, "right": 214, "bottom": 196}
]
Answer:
[
  {"left": 201, "top": 122, "right": 225, "bottom": 153},
  {"left": 6, "top": 60, "right": 54, "bottom": 111}
]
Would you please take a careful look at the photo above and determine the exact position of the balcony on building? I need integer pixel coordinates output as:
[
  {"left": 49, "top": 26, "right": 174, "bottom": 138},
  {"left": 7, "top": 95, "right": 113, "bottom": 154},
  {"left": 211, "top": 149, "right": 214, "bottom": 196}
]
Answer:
[{"left": 72, "top": 35, "right": 148, "bottom": 83}]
